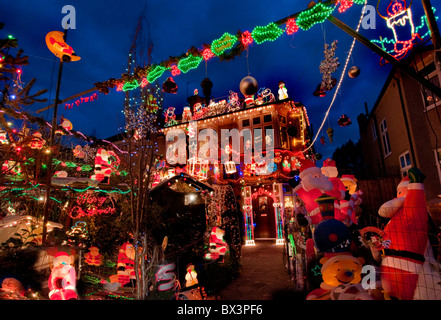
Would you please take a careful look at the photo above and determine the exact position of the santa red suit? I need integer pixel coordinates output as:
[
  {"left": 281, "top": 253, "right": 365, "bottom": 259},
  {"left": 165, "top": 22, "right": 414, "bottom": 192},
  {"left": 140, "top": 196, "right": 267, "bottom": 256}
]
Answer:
[
  {"left": 93, "top": 148, "right": 119, "bottom": 184},
  {"left": 117, "top": 242, "right": 136, "bottom": 286},
  {"left": 84, "top": 246, "right": 104, "bottom": 266},
  {"left": 340, "top": 174, "right": 362, "bottom": 226},
  {"left": 380, "top": 172, "right": 441, "bottom": 300},
  {"left": 294, "top": 159, "right": 333, "bottom": 225},
  {"left": 321, "top": 159, "right": 347, "bottom": 223},
  {"left": 205, "top": 227, "right": 228, "bottom": 261}
]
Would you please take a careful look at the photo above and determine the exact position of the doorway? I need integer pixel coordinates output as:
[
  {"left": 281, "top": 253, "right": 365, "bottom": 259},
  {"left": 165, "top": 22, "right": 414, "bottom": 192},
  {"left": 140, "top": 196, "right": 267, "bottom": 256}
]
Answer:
[{"left": 252, "top": 195, "right": 276, "bottom": 239}]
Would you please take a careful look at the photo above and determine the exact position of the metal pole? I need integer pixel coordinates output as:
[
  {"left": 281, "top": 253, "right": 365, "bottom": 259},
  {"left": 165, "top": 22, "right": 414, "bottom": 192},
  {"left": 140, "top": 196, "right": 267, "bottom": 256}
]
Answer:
[
  {"left": 41, "top": 29, "right": 67, "bottom": 243},
  {"left": 421, "top": 0, "right": 441, "bottom": 50},
  {"left": 326, "top": 14, "right": 441, "bottom": 98}
]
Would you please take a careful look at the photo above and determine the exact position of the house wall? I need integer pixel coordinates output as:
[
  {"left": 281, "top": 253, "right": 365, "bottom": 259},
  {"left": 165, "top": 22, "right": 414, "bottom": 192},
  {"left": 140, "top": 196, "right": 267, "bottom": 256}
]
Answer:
[{"left": 358, "top": 50, "right": 441, "bottom": 201}]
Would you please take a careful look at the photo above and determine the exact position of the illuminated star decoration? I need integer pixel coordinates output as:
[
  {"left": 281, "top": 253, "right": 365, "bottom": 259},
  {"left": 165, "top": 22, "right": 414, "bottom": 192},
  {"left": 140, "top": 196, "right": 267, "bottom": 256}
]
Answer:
[{"left": 311, "top": 264, "right": 322, "bottom": 276}]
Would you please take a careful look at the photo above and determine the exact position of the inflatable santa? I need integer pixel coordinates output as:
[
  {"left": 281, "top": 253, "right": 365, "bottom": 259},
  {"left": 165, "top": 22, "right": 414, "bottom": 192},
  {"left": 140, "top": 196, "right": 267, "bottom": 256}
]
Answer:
[
  {"left": 321, "top": 158, "right": 347, "bottom": 223},
  {"left": 340, "top": 174, "right": 363, "bottom": 226},
  {"left": 294, "top": 159, "right": 333, "bottom": 225},
  {"left": 48, "top": 251, "right": 78, "bottom": 300},
  {"left": 379, "top": 168, "right": 441, "bottom": 300}
]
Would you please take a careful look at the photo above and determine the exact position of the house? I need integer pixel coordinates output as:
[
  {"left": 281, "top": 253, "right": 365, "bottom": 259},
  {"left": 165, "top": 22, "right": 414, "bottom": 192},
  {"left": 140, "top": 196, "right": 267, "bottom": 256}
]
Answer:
[
  {"left": 357, "top": 45, "right": 441, "bottom": 201},
  {"left": 158, "top": 91, "right": 315, "bottom": 245}
]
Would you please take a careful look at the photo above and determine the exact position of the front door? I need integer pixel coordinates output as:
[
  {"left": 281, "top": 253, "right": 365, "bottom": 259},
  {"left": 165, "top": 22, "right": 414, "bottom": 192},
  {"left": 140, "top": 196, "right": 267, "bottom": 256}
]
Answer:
[{"left": 253, "top": 195, "right": 276, "bottom": 239}]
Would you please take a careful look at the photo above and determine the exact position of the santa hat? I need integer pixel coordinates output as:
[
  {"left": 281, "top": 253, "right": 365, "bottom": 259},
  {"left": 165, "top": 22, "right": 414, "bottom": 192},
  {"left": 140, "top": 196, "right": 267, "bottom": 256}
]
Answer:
[
  {"left": 322, "top": 158, "right": 336, "bottom": 168},
  {"left": 340, "top": 174, "right": 357, "bottom": 183},
  {"left": 55, "top": 251, "right": 70, "bottom": 258},
  {"left": 299, "top": 159, "right": 320, "bottom": 179},
  {"left": 397, "top": 175, "right": 410, "bottom": 191}
]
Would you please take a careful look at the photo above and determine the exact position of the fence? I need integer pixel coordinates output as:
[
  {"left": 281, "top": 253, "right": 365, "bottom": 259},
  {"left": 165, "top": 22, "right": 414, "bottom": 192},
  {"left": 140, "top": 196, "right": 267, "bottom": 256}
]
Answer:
[{"left": 357, "top": 177, "right": 401, "bottom": 227}]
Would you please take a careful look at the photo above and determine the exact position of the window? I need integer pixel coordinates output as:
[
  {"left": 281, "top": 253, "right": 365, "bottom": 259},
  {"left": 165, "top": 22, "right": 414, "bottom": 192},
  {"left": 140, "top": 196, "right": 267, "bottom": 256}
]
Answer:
[
  {"left": 253, "top": 117, "right": 261, "bottom": 125},
  {"left": 422, "top": 73, "right": 441, "bottom": 107},
  {"left": 399, "top": 151, "right": 412, "bottom": 177},
  {"left": 263, "top": 114, "right": 272, "bottom": 123},
  {"left": 278, "top": 115, "right": 286, "bottom": 124},
  {"left": 371, "top": 121, "right": 377, "bottom": 140},
  {"left": 279, "top": 126, "right": 289, "bottom": 149},
  {"left": 242, "top": 119, "right": 250, "bottom": 127},
  {"left": 380, "top": 118, "right": 391, "bottom": 157}
]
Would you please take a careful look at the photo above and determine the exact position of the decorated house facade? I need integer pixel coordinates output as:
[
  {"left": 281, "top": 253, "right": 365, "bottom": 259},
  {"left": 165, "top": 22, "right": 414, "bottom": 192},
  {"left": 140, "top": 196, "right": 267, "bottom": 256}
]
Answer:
[{"left": 158, "top": 93, "right": 316, "bottom": 246}]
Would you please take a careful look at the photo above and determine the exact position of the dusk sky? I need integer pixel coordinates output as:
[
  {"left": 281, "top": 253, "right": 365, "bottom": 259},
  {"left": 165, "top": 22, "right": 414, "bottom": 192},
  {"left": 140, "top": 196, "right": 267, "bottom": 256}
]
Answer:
[{"left": 2, "top": 0, "right": 440, "bottom": 161}]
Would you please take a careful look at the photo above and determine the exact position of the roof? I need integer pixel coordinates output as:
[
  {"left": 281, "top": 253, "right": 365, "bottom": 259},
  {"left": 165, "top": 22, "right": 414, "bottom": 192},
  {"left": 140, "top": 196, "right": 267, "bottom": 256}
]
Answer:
[{"left": 150, "top": 172, "right": 214, "bottom": 194}]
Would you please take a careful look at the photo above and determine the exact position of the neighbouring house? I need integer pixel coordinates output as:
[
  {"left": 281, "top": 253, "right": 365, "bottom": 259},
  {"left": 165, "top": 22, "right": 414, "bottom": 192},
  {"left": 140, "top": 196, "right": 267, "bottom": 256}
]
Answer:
[{"left": 357, "top": 45, "right": 441, "bottom": 202}]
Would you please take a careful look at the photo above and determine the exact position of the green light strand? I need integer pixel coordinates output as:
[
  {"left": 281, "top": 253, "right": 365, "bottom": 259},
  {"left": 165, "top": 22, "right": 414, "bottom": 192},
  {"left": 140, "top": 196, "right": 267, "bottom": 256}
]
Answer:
[
  {"left": 147, "top": 65, "right": 168, "bottom": 83},
  {"left": 296, "top": 3, "right": 335, "bottom": 31},
  {"left": 251, "top": 22, "right": 284, "bottom": 44},
  {"left": 178, "top": 54, "right": 203, "bottom": 73},
  {"left": 211, "top": 32, "right": 238, "bottom": 56}
]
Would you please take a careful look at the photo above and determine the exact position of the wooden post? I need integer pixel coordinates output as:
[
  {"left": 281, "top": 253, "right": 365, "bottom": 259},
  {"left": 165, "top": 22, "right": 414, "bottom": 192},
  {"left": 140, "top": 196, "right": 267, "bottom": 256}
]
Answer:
[
  {"left": 41, "top": 29, "right": 67, "bottom": 243},
  {"left": 326, "top": 14, "right": 441, "bottom": 98}
]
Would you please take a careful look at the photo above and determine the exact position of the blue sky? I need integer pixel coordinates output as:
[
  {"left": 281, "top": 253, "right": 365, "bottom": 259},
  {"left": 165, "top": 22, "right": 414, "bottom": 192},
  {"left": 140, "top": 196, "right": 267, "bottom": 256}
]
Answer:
[{"left": 1, "top": 0, "right": 439, "bottom": 161}]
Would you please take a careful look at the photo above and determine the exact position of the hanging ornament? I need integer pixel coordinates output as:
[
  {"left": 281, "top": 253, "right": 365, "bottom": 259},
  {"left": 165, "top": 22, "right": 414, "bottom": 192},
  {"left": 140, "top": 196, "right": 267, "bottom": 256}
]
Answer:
[
  {"left": 319, "top": 40, "right": 339, "bottom": 91},
  {"left": 313, "top": 83, "right": 326, "bottom": 97},
  {"left": 338, "top": 114, "right": 352, "bottom": 127},
  {"left": 240, "top": 76, "right": 258, "bottom": 105},
  {"left": 327, "top": 127, "right": 334, "bottom": 143},
  {"left": 162, "top": 77, "right": 178, "bottom": 94},
  {"left": 320, "top": 136, "right": 326, "bottom": 145},
  {"left": 201, "top": 78, "right": 213, "bottom": 104},
  {"left": 348, "top": 66, "right": 360, "bottom": 78}
]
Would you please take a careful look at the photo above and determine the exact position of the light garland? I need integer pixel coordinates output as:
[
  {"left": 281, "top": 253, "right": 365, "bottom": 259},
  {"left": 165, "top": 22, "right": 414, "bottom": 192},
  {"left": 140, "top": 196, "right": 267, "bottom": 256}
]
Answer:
[
  {"left": 251, "top": 22, "right": 284, "bottom": 44},
  {"left": 178, "top": 54, "right": 203, "bottom": 73},
  {"left": 304, "top": 0, "right": 368, "bottom": 152},
  {"left": 211, "top": 32, "right": 238, "bottom": 56},
  {"left": 296, "top": 3, "right": 335, "bottom": 31},
  {"left": 98, "top": 1, "right": 368, "bottom": 94}
]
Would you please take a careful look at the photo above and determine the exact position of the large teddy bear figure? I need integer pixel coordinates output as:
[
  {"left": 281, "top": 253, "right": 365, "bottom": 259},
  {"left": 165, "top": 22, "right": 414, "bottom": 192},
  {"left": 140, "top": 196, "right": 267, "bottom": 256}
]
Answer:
[
  {"left": 378, "top": 168, "right": 441, "bottom": 300},
  {"left": 294, "top": 159, "right": 333, "bottom": 225},
  {"left": 48, "top": 251, "right": 78, "bottom": 300},
  {"left": 307, "top": 195, "right": 373, "bottom": 300},
  {"left": 306, "top": 253, "right": 372, "bottom": 300}
]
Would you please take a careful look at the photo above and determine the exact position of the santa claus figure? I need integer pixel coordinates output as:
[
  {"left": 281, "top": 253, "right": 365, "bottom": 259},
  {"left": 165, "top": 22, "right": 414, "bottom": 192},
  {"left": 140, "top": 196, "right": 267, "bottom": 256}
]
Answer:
[
  {"left": 92, "top": 148, "right": 119, "bottom": 184},
  {"left": 84, "top": 246, "right": 104, "bottom": 266},
  {"left": 205, "top": 227, "right": 228, "bottom": 262},
  {"left": 340, "top": 174, "right": 363, "bottom": 226},
  {"left": 294, "top": 159, "right": 333, "bottom": 225},
  {"left": 379, "top": 168, "right": 441, "bottom": 300},
  {"left": 321, "top": 158, "right": 347, "bottom": 223},
  {"left": 116, "top": 242, "right": 137, "bottom": 287},
  {"left": 29, "top": 132, "right": 45, "bottom": 149},
  {"left": 48, "top": 252, "right": 78, "bottom": 300},
  {"left": 182, "top": 106, "right": 193, "bottom": 123}
]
